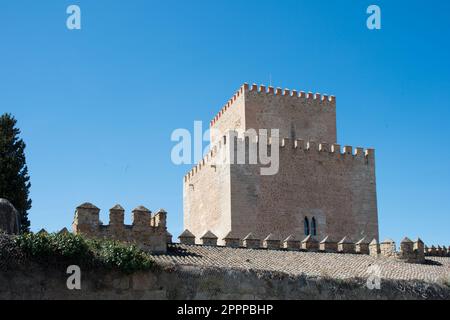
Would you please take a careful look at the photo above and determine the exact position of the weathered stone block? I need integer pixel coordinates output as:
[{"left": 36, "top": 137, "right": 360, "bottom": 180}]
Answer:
[
  {"left": 0, "top": 199, "right": 20, "bottom": 234},
  {"left": 355, "top": 237, "right": 370, "bottom": 255},
  {"left": 369, "top": 240, "right": 379, "bottom": 255},
  {"left": 380, "top": 239, "right": 397, "bottom": 258},
  {"left": 153, "top": 209, "right": 167, "bottom": 228},
  {"left": 338, "top": 237, "right": 355, "bottom": 254},
  {"left": 283, "top": 235, "right": 300, "bottom": 251},
  {"left": 301, "top": 235, "right": 319, "bottom": 251},
  {"left": 263, "top": 234, "right": 281, "bottom": 250},
  {"left": 414, "top": 238, "right": 425, "bottom": 263},
  {"left": 319, "top": 236, "right": 337, "bottom": 253},
  {"left": 132, "top": 206, "right": 152, "bottom": 230},
  {"left": 200, "top": 231, "right": 218, "bottom": 246},
  {"left": 399, "top": 237, "right": 415, "bottom": 262},
  {"left": 72, "top": 203, "right": 100, "bottom": 236},
  {"left": 179, "top": 229, "right": 196, "bottom": 245},
  {"left": 243, "top": 233, "right": 260, "bottom": 249},
  {"left": 223, "top": 231, "right": 241, "bottom": 248},
  {"left": 109, "top": 204, "right": 125, "bottom": 226}
]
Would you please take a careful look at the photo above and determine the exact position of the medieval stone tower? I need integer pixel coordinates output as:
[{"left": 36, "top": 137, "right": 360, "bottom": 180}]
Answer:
[{"left": 184, "top": 83, "right": 379, "bottom": 245}]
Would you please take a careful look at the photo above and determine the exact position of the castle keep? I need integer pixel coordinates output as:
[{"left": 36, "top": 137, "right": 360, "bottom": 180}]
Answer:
[{"left": 184, "top": 83, "right": 379, "bottom": 245}]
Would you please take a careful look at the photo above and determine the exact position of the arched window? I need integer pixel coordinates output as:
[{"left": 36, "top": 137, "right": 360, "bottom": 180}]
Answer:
[
  {"left": 311, "top": 217, "right": 317, "bottom": 236},
  {"left": 304, "top": 217, "right": 310, "bottom": 236}
]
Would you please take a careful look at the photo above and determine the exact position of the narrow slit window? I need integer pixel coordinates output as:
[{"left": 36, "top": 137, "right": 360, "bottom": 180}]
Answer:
[
  {"left": 304, "top": 217, "right": 310, "bottom": 236},
  {"left": 311, "top": 217, "right": 317, "bottom": 236}
]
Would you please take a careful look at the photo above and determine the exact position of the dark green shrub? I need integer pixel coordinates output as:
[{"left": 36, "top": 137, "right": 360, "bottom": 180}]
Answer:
[
  {"left": 11, "top": 232, "right": 154, "bottom": 274},
  {"left": 0, "top": 232, "right": 25, "bottom": 270},
  {"left": 51, "top": 233, "right": 90, "bottom": 258},
  {"left": 14, "top": 232, "right": 54, "bottom": 257},
  {"left": 96, "top": 240, "right": 154, "bottom": 274}
]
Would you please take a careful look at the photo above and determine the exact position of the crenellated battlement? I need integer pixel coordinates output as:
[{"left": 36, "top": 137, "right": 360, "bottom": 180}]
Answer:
[
  {"left": 425, "top": 245, "right": 450, "bottom": 257},
  {"left": 210, "top": 83, "right": 336, "bottom": 128},
  {"left": 184, "top": 135, "right": 226, "bottom": 182},
  {"left": 178, "top": 230, "right": 447, "bottom": 264},
  {"left": 184, "top": 132, "right": 375, "bottom": 182},
  {"left": 246, "top": 83, "right": 335, "bottom": 103},
  {"left": 210, "top": 84, "right": 246, "bottom": 128},
  {"left": 286, "top": 138, "right": 374, "bottom": 159},
  {"left": 72, "top": 203, "right": 168, "bottom": 253}
]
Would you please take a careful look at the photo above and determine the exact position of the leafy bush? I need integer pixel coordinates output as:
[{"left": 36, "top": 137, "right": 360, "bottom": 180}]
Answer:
[
  {"left": 95, "top": 240, "right": 154, "bottom": 274},
  {"left": 52, "top": 233, "right": 91, "bottom": 258},
  {"left": 9, "top": 232, "right": 154, "bottom": 274},
  {"left": 14, "top": 232, "right": 91, "bottom": 263},
  {"left": 0, "top": 232, "right": 26, "bottom": 270}
]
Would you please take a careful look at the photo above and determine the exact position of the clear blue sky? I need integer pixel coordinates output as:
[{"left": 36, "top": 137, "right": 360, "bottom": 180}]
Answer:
[{"left": 1, "top": 0, "right": 449, "bottom": 245}]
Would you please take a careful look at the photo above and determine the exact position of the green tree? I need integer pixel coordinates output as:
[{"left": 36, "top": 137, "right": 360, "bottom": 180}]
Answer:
[{"left": 0, "top": 113, "right": 31, "bottom": 233}]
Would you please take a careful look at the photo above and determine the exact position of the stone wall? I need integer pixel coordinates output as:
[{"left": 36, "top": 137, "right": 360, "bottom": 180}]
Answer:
[
  {"left": 0, "top": 263, "right": 448, "bottom": 300},
  {"left": 183, "top": 141, "right": 232, "bottom": 243},
  {"left": 72, "top": 203, "right": 168, "bottom": 253},
  {"left": 230, "top": 137, "right": 378, "bottom": 242},
  {"left": 210, "top": 83, "right": 337, "bottom": 143},
  {"left": 209, "top": 85, "right": 246, "bottom": 144},
  {"left": 184, "top": 133, "right": 378, "bottom": 244},
  {"left": 244, "top": 84, "right": 337, "bottom": 143}
]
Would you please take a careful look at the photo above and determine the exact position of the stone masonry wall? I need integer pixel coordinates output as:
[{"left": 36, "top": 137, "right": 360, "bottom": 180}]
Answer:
[
  {"left": 183, "top": 140, "right": 232, "bottom": 243},
  {"left": 244, "top": 84, "right": 337, "bottom": 143},
  {"left": 185, "top": 135, "right": 378, "bottom": 244},
  {"left": 210, "top": 85, "right": 246, "bottom": 144},
  {"left": 1, "top": 263, "right": 448, "bottom": 300},
  {"left": 230, "top": 137, "right": 378, "bottom": 242},
  {"left": 210, "top": 84, "right": 337, "bottom": 143}
]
